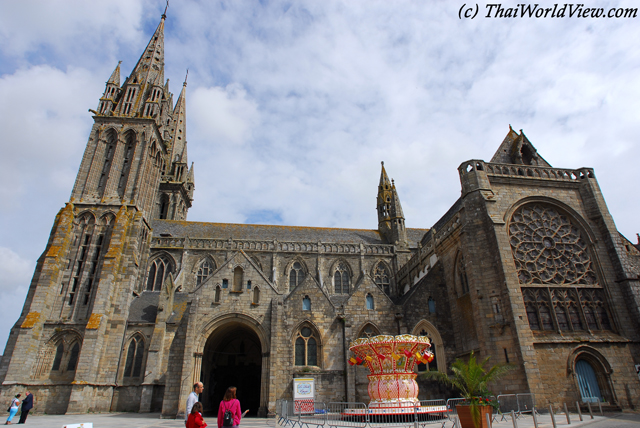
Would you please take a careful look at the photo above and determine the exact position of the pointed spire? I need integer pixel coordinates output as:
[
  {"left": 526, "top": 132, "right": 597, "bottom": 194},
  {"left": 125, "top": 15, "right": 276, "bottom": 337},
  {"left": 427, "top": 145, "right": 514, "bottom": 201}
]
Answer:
[
  {"left": 107, "top": 61, "right": 122, "bottom": 86},
  {"left": 389, "top": 179, "right": 404, "bottom": 219},
  {"left": 170, "top": 77, "right": 188, "bottom": 165},
  {"left": 125, "top": 14, "right": 165, "bottom": 91},
  {"left": 379, "top": 161, "right": 391, "bottom": 189},
  {"left": 490, "top": 125, "right": 551, "bottom": 167},
  {"left": 187, "top": 162, "right": 194, "bottom": 183},
  {"left": 377, "top": 162, "right": 407, "bottom": 245}
]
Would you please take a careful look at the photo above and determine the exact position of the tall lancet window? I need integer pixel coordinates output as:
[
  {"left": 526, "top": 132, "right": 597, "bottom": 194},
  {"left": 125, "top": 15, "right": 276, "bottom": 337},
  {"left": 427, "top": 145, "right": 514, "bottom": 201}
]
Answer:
[
  {"left": 146, "top": 255, "right": 174, "bottom": 291},
  {"left": 75, "top": 213, "right": 115, "bottom": 320},
  {"left": 289, "top": 262, "right": 305, "bottom": 291},
  {"left": 334, "top": 263, "right": 350, "bottom": 294},
  {"left": 117, "top": 131, "right": 136, "bottom": 198},
  {"left": 97, "top": 130, "right": 117, "bottom": 197},
  {"left": 60, "top": 213, "right": 96, "bottom": 319},
  {"left": 374, "top": 262, "right": 391, "bottom": 295}
]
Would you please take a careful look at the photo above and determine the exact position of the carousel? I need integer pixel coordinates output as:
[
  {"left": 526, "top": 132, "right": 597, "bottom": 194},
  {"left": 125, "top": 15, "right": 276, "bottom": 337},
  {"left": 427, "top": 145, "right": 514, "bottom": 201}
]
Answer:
[{"left": 346, "top": 334, "right": 447, "bottom": 419}]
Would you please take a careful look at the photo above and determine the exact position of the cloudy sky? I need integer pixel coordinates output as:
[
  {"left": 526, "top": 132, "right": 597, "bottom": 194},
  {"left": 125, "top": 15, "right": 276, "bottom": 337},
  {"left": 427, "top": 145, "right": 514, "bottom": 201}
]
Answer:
[{"left": 0, "top": 1, "right": 638, "bottom": 349}]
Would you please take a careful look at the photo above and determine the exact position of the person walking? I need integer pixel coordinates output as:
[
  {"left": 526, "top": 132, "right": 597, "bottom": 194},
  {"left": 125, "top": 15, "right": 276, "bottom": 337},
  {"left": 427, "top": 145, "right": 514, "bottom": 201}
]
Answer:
[
  {"left": 217, "top": 387, "right": 247, "bottom": 428},
  {"left": 185, "top": 382, "right": 204, "bottom": 427},
  {"left": 5, "top": 394, "right": 20, "bottom": 425},
  {"left": 16, "top": 391, "right": 32, "bottom": 425},
  {"left": 186, "top": 402, "right": 207, "bottom": 428}
]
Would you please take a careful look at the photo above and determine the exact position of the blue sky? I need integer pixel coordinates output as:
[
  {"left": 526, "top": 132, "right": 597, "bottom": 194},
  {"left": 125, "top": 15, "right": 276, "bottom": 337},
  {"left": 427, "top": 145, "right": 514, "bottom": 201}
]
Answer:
[{"left": 0, "top": 0, "right": 639, "bottom": 349}]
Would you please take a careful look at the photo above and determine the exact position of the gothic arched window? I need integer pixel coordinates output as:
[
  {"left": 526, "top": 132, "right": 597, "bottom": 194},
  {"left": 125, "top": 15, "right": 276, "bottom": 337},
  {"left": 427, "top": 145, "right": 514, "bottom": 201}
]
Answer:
[
  {"left": 97, "top": 129, "right": 117, "bottom": 197},
  {"left": 253, "top": 287, "right": 260, "bottom": 305},
  {"left": 158, "top": 194, "right": 170, "bottom": 219},
  {"left": 373, "top": 262, "right": 391, "bottom": 295},
  {"left": 289, "top": 262, "right": 305, "bottom": 291},
  {"left": 117, "top": 131, "right": 136, "bottom": 198},
  {"left": 51, "top": 343, "right": 64, "bottom": 371},
  {"left": 62, "top": 213, "right": 102, "bottom": 317},
  {"left": 124, "top": 335, "right": 145, "bottom": 378},
  {"left": 47, "top": 337, "right": 81, "bottom": 376},
  {"left": 66, "top": 342, "right": 80, "bottom": 371},
  {"left": 358, "top": 323, "right": 380, "bottom": 338},
  {"left": 302, "top": 296, "right": 311, "bottom": 311},
  {"left": 146, "top": 256, "right": 173, "bottom": 291},
  {"left": 523, "top": 288, "right": 556, "bottom": 331},
  {"left": 295, "top": 327, "right": 318, "bottom": 366},
  {"left": 416, "top": 329, "right": 438, "bottom": 372},
  {"left": 334, "top": 263, "right": 350, "bottom": 294},
  {"left": 428, "top": 297, "right": 436, "bottom": 314},
  {"left": 233, "top": 266, "right": 243, "bottom": 292},
  {"left": 196, "top": 259, "right": 215, "bottom": 286},
  {"left": 214, "top": 286, "right": 221, "bottom": 303}
]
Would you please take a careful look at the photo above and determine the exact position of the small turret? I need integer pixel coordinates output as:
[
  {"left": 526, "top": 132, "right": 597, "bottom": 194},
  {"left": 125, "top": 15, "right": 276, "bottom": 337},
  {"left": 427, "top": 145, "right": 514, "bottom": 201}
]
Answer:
[
  {"left": 96, "top": 61, "right": 122, "bottom": 115},
  {"left": 154, "top": 75, "right": 193, "bottom": 221},
  {"left": 377, "top": 162, "right": 407, "bottom": 245}
]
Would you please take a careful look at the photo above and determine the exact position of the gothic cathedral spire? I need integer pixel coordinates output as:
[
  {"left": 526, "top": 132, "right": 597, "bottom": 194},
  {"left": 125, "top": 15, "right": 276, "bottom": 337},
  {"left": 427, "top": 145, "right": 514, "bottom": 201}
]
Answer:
[
  {"left": 156, "top": 76, "right": 194, "bottom": 220},
  {"left": 377, "top": 162, "right": 407, "bottom": 246},
  {"left": 0, "top": 12, "right": 192, "bottom": 408}
]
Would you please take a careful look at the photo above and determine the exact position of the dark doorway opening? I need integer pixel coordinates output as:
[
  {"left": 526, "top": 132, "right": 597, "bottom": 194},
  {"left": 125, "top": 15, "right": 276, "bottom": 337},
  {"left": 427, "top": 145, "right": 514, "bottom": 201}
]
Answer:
[{"left": 201, "top": 323, "right": 262, "bottom": 417}]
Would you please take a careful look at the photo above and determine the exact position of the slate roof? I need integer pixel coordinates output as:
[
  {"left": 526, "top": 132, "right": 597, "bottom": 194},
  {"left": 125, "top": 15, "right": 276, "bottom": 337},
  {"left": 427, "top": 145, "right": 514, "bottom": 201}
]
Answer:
[
  {"left": 421, "top": 197, "right": 462, "bottom": 246},
  {"left": 128, "top": 291, "right": 159, "bottom": 323},
  {"left": 127, "top": 291, "right": 189, "bottom": 324},
  {"left": 151, "top": 220, "right": 428, "bottom": 247}
]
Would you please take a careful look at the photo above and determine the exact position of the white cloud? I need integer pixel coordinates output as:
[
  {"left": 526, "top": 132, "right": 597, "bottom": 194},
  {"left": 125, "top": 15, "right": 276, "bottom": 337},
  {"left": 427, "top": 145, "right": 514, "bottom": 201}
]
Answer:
[
  {"left": 0, "top": 65, "right": 100, "bottom": 209},
  {"left": 1, "top": 0, "right": 640, "bottom": 347},
  {"left": 190, "top": 84, "right": 259, "bottom": 145},
  {"left": 0, "top": 0, "right": 147, "bottom": 67},
  {"left": 0, "top": 247, "right": 33, "bottom": 350}
]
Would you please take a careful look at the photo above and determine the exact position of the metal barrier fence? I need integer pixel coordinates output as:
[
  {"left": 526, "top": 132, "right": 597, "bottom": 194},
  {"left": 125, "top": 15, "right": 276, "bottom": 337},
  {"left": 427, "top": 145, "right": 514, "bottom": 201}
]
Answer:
[
  {"left": 276, "top": 400, "right": 450, "bottom": 428},
  {"left": 517, "top": 393, "right": 536, "bottom": 416},
  {"left": 497, "top": 394, "right": 518, "bottom": 420},
  {"left": 495, "top": 393, "right": 538, "bottom": 421},
  {"left": 275, "top": 396, "right": 538, "bottom": 428},
  {"left": 444, "top": 398, "right": 465, "bottom": 426},
  {"left": 328, "top": 402, "right": 367, "bottom": 428}
]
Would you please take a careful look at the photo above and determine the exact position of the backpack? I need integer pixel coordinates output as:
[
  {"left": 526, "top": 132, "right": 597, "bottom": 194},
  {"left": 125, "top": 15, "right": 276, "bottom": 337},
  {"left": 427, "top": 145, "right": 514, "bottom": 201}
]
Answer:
[{"left": 222, "top": 400, "right": 234, "bottom": 427}]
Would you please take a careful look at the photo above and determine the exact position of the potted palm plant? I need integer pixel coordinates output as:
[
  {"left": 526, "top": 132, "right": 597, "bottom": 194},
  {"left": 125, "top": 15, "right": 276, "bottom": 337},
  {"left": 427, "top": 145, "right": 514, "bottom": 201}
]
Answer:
[{"left": 423, "top": 351, "right": 513, "bottom": 428}]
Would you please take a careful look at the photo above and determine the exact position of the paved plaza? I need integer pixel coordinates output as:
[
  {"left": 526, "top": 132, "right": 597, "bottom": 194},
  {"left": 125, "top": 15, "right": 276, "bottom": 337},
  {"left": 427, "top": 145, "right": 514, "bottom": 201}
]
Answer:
[{"left": 8, "top": 411, "right": 640, "bottom": 428}]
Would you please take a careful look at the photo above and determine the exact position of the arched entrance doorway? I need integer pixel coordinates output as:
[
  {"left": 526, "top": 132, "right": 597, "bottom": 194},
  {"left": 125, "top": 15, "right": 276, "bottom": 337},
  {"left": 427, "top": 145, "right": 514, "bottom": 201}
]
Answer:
[
  {"left": 568, "top": 346, "right": 616, "bottom": 405},
  {"left": 201, "top": 322, "right": 262, "bottom": 416},
  {"left": 576, "top": 359, "right": 603, "bottom": 403}
]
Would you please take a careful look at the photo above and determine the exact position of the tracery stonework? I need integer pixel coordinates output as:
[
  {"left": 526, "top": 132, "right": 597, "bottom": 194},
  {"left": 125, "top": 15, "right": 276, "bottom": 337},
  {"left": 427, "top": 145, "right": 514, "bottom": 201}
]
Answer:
[{"left": 509, "top": 204, "right": 597, "bottom": 286}]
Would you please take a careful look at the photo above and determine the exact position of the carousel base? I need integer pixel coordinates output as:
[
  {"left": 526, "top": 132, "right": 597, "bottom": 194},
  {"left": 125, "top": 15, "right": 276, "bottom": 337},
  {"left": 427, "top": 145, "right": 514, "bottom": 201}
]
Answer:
[{"left": 340, "top": 404, "right": 449, "bottom": 422}]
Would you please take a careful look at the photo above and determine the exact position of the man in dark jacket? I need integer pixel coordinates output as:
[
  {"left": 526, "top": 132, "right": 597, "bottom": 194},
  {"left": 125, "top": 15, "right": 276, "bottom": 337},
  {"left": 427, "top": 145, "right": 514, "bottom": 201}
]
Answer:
[{"left": 17, "top": 390, "right": 33, "bottom": 424}]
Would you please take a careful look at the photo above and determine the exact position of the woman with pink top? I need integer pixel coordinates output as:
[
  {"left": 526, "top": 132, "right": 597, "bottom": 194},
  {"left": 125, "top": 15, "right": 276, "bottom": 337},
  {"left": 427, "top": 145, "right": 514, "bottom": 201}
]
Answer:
[{"left": 217, "top": 387, "right": 248, "bottom": 428}]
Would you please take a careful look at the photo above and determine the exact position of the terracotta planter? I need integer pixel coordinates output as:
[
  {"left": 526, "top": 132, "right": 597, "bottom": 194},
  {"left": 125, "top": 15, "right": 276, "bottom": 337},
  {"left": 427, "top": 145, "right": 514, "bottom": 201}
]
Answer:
[{"left": 456, "top": 405, "right": 493, "bottom": 428}]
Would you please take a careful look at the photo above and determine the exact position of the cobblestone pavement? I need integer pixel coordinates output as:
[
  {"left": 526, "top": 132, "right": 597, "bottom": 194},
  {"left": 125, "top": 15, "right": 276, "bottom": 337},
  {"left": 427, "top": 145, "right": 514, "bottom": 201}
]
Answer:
[{"left": 8, "top": 412, "right": 640, "bottom": 428}]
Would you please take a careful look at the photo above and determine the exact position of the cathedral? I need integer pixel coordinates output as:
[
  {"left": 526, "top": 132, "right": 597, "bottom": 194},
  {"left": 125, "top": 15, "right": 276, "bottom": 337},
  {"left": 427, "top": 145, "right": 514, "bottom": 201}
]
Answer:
[{"left": 1, "top": 13, "right": 639, "bottom": 417}]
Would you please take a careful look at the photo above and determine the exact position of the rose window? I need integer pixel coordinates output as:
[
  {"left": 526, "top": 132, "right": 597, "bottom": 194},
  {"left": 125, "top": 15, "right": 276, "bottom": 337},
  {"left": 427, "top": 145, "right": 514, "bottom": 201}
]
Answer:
[{"left": 509, "top": 204, "right": 597, "bottom": 286}]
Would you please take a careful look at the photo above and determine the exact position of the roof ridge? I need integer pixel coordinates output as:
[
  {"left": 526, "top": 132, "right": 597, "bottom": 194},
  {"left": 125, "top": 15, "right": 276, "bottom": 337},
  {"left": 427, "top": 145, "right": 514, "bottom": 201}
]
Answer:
[{"left": 155, "top": 219, "right": 428, "bottom": 233}]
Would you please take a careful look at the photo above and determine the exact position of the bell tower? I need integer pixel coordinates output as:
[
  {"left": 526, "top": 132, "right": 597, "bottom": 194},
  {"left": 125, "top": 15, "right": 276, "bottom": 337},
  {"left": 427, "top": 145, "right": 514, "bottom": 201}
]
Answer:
[
  {"left": 377, "top": 162, "right": 407, "bottom": 246},
  {"left": 0, "top": 12, "right": 194, "bottom": 414}
]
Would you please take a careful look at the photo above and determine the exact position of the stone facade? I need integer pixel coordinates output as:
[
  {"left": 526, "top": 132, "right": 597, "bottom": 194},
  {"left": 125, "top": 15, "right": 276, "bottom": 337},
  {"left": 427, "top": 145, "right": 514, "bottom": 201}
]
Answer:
[{"left": 1, "top": 14, "right": 639, "bottom": 418}]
